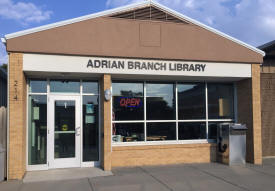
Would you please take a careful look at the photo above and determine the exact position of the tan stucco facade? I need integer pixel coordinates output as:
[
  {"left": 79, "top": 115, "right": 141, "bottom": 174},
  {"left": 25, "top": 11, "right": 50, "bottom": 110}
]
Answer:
[{"left": 6, "top": 17, "right": 262, "bottom": 64}]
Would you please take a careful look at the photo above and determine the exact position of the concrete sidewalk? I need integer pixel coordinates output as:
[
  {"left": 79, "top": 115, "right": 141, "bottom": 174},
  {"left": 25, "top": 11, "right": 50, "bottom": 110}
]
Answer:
[{"left": 1, "top": 159, "right": 275, "bottom": 191}]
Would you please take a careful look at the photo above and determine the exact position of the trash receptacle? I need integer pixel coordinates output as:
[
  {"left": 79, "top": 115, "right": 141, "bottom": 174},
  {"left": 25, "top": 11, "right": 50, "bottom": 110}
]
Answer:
[
  {"left": 0, "top": 146, "right": 5, "bottom": 181},
  {"left": 217, "top": 123, "right": 247, "bottom": 165}
]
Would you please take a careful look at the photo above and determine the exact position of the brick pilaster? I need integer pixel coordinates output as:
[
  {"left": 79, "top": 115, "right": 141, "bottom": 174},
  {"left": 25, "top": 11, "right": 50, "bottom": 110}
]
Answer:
[
  {"left": 100, "top": 74, "right": 112, "bottom": 170},
  {"left": 8, "top": 53, "right": 27, "bottom": 179},
  {"left": 237, "top": 64, "right": 262, "bottom": 164}
]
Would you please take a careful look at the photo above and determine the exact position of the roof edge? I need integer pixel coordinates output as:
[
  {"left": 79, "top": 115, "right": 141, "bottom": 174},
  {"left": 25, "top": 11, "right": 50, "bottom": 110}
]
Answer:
[
  {"left": 150, "top": 1, "right": 265, "bottom": 57},
  {"left": 5, "top": 1, "right": 150, "bottom": 39},
  {"left": 258, "top": 40, "right": 275, "bottom": 50},
  {"left": 1, "top": 37, "right": 6, "bottom": 45},
  {"left": 4, "top": 0, "right": 265, "bottom": 57}
]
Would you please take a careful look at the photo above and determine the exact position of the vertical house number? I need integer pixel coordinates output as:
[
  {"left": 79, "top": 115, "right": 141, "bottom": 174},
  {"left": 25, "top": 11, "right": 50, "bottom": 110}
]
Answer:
[{"left": 13, "top": 80, "right": 18, "bottom": 100}]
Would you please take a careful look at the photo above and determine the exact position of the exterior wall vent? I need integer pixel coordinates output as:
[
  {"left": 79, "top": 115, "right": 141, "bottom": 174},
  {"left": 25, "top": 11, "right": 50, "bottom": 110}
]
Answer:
[{"left": 109, "top": 6, "right": 189, "bottom": 24}]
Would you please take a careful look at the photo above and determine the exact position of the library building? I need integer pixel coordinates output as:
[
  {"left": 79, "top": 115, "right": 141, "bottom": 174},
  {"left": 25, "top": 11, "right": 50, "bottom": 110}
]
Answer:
[{"left": 1, "top": 1, "right": 265, "bottom": 179}]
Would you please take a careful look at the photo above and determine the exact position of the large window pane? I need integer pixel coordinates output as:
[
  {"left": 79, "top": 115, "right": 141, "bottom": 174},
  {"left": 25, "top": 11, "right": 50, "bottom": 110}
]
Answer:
[
  {"left": 178, "top": 122, "right": 206, "bottom": 140},
  {"left": 146, "top": 83, "right": 175, "bottom": 120},
  {"left": 28, "top": 95, "right": 47, "bottom": 165},
  {"left": 83, "top": 95, "right": 99, "bottom": 161},
  {"left": 112, "top": 123, "right": 144, "bottom": 142},
  {"left": 112, "top": 82, "right": 144, "bottom": 121},
  {"left": 208, "top": 83, "right": 234, "bottom": 119},
  {"left": 82, "top": 81, "right": 98, "bottom": 94},
  {"left": 50, "top": 80, "right": 80, "bottom": 93},
  {"left": 29, "top": 79, "right": 47, "bottom": 93},
  {"left": 147, "top": 123, "right": 176, "bottom": 141},
  {"left": 178, "top": 83, "right": 205, "bottom": 119}
]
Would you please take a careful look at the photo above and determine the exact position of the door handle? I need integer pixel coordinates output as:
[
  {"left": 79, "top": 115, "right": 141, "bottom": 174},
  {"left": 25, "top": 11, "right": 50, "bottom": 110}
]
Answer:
[{"left": 76, "top": 127, "right": 81, "bottom": 136}]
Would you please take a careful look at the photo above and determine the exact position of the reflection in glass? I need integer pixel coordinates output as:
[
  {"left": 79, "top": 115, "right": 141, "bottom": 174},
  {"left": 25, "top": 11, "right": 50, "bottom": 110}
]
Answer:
[
  {"left": 112, "top": 82, "right": 144, "bottom": 121},
  {"left": 178, "top": 83, "right": 206, "bottom": 119},
  {"left": 28, "top": 95, "right": 47, "bottom": 165},
  {"left": 82, "top": 81, "right": 98, "bottom": 94},
  {"left": 208, "top": 122, "right": 224, "bottom": 140},
  {"left": 208, "top": 83, "right": 234, "bottom": 119},
  {"left": 50, "top": 80, "right": 80, "bottom": 93},
  {"left": 112, "top": 82, "right": 143, "bottom": 96},
  {"left": 29, "top": 79, "right": 47, "bottom": 93},
  {"left": 54, "top": 100, "right": 75, "bottom": 158},
  {"left": 112, "top": 123, "right": 144, "bottom": 142},
  {"left": 178, "top": 122, "right": 206, "bottom": 140},
  {"left": 146, "top": 83, "right": 175, "bottom": 120},
  {"left": 147, "top": 123, "right": 176, "bottom": 141},
  {"left": 83, "top": 95, "right": 99, "bottom": 161}
]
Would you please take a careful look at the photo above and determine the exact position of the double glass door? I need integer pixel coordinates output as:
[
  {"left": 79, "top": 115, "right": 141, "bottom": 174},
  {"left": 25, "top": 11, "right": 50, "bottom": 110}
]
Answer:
[{"left": 48, "top": 95, "right": 81, "bottom": 169}]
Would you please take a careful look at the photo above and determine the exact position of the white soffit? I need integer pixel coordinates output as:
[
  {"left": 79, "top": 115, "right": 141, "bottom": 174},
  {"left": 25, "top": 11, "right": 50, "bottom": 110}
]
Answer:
[{"left": 4, "top": 0, "right": 265, "bottom": 56}]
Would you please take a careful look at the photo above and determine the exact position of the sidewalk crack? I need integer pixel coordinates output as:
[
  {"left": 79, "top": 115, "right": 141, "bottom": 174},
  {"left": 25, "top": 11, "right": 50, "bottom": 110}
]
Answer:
[
  {"left": 139, "top": 167, "right": 174, "bottom": 191},
  {"left": 190, "top": 165, "right": 250, "bottom": 191},
  {"left": 87, "top": 178, "right": 95, "bottom": 191}
]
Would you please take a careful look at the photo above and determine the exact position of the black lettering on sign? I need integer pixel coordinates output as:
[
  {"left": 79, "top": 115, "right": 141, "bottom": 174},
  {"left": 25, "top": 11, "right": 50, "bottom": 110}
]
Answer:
[
  {"left": 87, "top": 59, "right": 207, "bottom": 73},
  {"left": 201, "top": 64, "right": 206, "bottom": 72},
  {"left": 87, "top": 60, "right": 93, "bottom": 68}
]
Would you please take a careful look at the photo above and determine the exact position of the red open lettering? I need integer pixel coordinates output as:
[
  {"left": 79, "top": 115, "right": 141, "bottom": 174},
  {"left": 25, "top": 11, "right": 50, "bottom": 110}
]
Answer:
[{"left": 119, "top": 98, "right": 141, "bottom": 107}]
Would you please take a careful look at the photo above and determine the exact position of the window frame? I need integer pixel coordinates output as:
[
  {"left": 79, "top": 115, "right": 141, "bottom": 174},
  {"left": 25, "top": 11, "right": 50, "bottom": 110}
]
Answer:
[
  {"left": 112, "top": 81, "right": 235, "bottom": 146},
  {"left": 27, "top": 78, "right": 100, "bottom": 170}
]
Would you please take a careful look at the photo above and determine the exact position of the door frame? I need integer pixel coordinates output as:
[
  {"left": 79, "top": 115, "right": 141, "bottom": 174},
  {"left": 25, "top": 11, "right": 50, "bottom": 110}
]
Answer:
[
  {"left": 26, "top": 79, "right": 101, "bottom": 171},
  {"left": 48, "top": 95, "right": 81, "bottom": 169}
]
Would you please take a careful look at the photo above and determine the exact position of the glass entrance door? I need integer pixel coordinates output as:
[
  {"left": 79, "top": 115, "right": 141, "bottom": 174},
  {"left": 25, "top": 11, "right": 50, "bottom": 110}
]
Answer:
[{"left": 48, "top": 95, "right": 81, "bottom": 169}]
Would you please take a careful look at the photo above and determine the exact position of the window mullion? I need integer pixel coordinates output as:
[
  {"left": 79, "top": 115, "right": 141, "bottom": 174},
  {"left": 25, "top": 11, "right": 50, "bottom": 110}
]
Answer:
[
  {"left": 175, "top": 82, "right": 178, "bottom": 141},
  {"left": 205, "top": 82, "right": 209, "bottom": 140},
  {"left": 144, "top": 81, "right": 147, "bottom": 142}
]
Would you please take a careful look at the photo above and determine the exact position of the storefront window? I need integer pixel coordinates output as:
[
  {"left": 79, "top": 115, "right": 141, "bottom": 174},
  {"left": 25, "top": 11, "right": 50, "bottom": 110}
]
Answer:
[
  {"left": 50, "top": 80, "right": 80, "bottom": 93},
  {"left": 147, "top": 123, "right": 176, "bottom": 141},
  {"left": 208, "top": 83, "right": 234, "bottom": 119},
  {"left": 112, "top": 82, "right": 144, "bottom": 121},
  {"left": 146, "top": 83, "right": 175, "bottom": 120},
  {"left": 111, "top": 81, "right": 235, "bottom": 144},
  {"left": 178, "top": 83, "right": 206, "bottom": 120},
  {"left": 28, "top": 95, "right": 47, "bottom": 165},
  {"left": 83, "top": 95, "right": 99, "bottom": 161},
  {"left": 112, "top": 123, "right": 144, "bottom": 142},
  {"left": 178, "top": 122, "right": 206, "bottom": 140},
  {"left": 29, "top": 79, "right": 47, "bottom": 93},
  {"left": 82, "top": 81, "right": 98, "bottom": 94}
]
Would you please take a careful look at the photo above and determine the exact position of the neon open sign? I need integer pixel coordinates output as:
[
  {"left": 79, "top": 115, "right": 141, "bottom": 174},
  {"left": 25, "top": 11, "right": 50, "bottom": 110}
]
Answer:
[{"left": 119, "top": 97, "right": 142, "bottom": 108}]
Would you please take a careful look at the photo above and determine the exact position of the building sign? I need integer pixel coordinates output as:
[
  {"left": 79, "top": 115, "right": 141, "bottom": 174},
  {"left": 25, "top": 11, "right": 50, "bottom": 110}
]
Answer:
[
  {"left": 87, "top": 59, "right": 206, "bottom": 72},
  {"left": 23, "top": 54, "right": 252, "bottom": 78},
  {"left": 119, "top": 97, "right": 142, "bottom": 108}
]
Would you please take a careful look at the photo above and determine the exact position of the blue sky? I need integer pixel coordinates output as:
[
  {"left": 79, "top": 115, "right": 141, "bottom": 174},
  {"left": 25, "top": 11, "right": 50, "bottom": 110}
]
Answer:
[{"left": 1, "top": 0, "right": 275, "bottom": 65}]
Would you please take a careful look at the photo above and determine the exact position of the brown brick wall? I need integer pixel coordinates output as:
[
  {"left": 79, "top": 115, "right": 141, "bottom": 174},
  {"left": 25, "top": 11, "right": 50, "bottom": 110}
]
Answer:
[
  {"left": 8, "top": 53, "right": 27, "bottom": 179},
  {"left": 111, "top": 144, "right": 216, "bottom": 167},
  {"left": 261, "top": 73, "right": 275, "bottom": 156},
  {"left": 237, "top": 64, "right": 262, "bottom": 164},
  {"left": 100, "top": 74, "right": 112, "bottom": 171}
]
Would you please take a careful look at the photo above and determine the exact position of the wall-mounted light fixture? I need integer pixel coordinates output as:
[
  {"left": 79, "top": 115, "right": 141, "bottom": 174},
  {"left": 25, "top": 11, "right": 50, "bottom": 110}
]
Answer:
[{"left": 104, "top": 89, "right": 112, "bottom": 101}]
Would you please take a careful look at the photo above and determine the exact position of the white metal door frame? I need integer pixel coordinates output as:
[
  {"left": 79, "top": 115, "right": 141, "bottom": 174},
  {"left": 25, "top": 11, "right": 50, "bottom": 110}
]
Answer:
[{"left": 48, "top": 95, "right": 81, "bottom": 169}]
